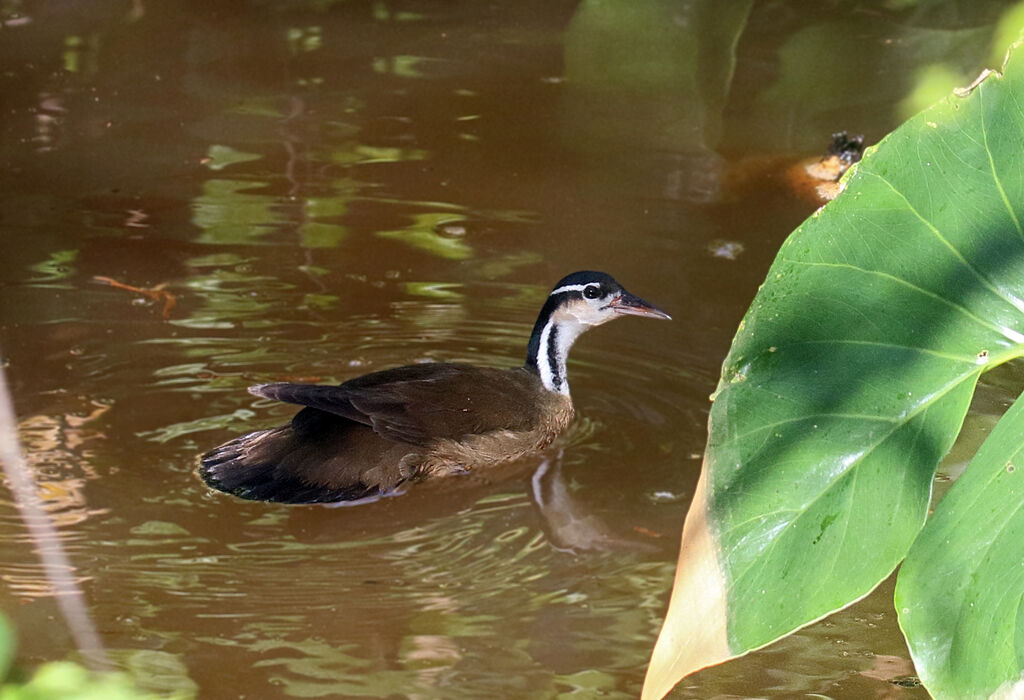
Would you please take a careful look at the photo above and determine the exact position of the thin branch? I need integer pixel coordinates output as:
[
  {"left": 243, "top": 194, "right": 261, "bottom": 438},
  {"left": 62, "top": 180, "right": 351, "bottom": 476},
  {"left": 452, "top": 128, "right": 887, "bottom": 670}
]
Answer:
[{"left": 0, "top": 363, "right": 111, "bottom": 671}]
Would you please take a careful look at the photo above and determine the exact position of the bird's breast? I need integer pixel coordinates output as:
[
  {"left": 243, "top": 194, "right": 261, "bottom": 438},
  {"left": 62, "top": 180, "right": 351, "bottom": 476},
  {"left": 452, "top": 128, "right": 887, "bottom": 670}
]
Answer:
[{"left": 417, "top": 392, "right": 574, "bottom": 478}]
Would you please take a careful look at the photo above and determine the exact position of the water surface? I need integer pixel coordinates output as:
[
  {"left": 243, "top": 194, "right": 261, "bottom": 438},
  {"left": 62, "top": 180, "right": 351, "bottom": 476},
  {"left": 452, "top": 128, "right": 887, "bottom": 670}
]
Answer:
[{"left": 0, "top": 1, "right": 1015, "bottom": 697}]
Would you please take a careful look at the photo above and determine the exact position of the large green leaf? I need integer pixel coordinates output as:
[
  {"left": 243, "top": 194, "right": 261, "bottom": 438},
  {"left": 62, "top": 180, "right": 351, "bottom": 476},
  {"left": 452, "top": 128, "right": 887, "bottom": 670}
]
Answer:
[
  {"left": 896, "top": 389, "right": 1024, "bottom": 699},
  {"left": 644, "top": 43, "right": 1024, "bottom": 699}
]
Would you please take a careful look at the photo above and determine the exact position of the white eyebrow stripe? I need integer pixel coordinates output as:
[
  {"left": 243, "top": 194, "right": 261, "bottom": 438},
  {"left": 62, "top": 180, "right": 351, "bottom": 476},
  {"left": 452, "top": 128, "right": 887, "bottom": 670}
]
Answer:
[{"left": 550, "top": 283, "right": 596, "bottom": 296}]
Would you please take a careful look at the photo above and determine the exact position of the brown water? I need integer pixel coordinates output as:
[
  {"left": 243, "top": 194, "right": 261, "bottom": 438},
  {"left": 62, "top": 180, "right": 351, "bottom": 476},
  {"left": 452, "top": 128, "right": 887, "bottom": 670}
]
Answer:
[{"left": 0, "top": 1, "right": 1017, "bottom": 698}]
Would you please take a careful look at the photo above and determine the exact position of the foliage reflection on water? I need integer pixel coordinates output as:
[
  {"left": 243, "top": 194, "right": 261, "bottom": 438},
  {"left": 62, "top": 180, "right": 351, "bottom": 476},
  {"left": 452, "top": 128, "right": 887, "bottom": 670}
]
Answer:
[{"left": 1, "top": 0, "right": 1022, "bottom": 697}]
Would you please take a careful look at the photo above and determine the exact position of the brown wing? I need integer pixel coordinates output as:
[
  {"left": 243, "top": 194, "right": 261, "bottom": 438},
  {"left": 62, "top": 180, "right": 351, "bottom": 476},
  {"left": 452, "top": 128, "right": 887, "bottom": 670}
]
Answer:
[
  {"left": 249, "top": 363, "right": 544, "bottom": 446},
  {"left": 200, "top": 409, "right": 419, "bottom": 503}
]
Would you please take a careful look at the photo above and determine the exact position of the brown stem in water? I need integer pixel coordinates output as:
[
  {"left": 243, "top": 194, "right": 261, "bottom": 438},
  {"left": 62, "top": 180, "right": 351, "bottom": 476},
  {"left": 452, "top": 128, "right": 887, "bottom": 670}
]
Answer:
[{"left": 0, "top": 364, "right": 111, "bottom": 671}]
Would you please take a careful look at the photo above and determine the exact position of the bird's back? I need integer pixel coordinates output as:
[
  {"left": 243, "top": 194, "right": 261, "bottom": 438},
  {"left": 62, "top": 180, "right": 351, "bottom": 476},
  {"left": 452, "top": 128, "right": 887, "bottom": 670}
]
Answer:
[{"left": 200, "top": 363, "right": 573, "bottom": 503}]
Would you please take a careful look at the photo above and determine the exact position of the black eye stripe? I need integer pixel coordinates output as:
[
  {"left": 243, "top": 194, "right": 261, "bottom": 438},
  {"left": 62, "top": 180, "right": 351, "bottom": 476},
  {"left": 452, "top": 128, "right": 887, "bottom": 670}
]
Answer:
[{"left": 583, "top": 285, "right": 601, "bottom": 299}]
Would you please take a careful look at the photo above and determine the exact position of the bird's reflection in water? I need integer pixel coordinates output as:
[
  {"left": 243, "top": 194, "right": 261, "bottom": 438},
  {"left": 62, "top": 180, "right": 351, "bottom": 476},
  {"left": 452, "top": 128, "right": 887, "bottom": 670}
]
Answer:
[
  {"left": 529, "top": 451, "right": 661, "bottom": 554},
  {"left": 239, "top": 443, "right": 664, "bottom": 558}
]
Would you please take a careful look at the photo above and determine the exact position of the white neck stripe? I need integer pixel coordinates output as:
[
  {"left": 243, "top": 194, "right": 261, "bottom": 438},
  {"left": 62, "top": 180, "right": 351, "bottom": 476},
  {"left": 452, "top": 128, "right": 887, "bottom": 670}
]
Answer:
[
  {"left": 537, "top": 319, "right": 558, "bottom": 392},
  {"left": 534, "top": 314, "right": 590, "bottom": 396},
  {"left": 550, "top": 283, "right": 594, "bottom": 297}
]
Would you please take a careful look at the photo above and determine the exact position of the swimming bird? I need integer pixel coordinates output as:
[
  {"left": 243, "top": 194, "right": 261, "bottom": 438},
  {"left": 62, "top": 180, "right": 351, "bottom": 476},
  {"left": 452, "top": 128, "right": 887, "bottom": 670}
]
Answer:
[{"left": 199, "top": 271, "right": 670, "bottom": 504}]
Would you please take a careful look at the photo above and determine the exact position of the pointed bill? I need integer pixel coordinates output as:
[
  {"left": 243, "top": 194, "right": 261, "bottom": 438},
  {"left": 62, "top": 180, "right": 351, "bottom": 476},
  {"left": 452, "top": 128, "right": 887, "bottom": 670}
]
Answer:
[{"left": 609, "top": 291, "right": 672, "bottom": 320}]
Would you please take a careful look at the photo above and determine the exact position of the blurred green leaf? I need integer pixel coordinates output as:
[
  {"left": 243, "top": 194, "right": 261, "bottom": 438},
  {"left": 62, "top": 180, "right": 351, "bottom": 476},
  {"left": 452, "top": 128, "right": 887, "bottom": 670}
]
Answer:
[
  {"left": 991, "top": 0, "right": 1024, "bottom": 64},
  {"left": 0, "top": 614, "right": 15, "bottom": 681},
  {"left": 0, "top": 662, "right": 169, "bottom": 700},
  {"left": 898, "top": 63, "right": 966, "bottom": 119},
  {"left": 563, "top": 0, "right": 752, "bottom": 153},
  {"left": 752, "top": 19, "right": 989, "bottom": 145}
]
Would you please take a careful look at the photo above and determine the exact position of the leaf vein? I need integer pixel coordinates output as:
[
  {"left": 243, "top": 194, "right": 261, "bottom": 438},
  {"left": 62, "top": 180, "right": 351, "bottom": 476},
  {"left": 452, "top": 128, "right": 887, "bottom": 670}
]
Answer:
[
  {"left": 862, "top": 169, "right": 1024, "bottom": 315},
  {"left": 782, "top": 258, "right": 1021, "bottom": 343},
  {"left": 979, "top": 87, "right": 1024, "bottom": 241},
  {"left": 722, "top": 367, "right": 985, "bottom": 585},
  {"left": 781, "top": 339, "right": 976, "bottom": 363}
]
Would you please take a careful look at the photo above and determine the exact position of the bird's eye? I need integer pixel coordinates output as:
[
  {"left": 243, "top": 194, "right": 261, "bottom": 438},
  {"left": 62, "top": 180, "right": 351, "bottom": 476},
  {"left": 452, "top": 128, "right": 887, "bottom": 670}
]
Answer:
[{"left": 583, "top": 284, "right": 601, "bottom": 299}]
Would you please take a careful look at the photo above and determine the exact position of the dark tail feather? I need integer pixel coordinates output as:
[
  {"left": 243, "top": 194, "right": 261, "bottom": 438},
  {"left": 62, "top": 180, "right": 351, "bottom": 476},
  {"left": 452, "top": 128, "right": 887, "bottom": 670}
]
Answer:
[{"left": 199, "top": 425, "right": 378, "bottom": 504}]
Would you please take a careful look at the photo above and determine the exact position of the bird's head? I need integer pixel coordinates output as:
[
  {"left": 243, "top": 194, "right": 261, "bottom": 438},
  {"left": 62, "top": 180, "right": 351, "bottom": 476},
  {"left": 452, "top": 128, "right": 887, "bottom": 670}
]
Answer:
[
  {"left": 545, "top": 271, "right": 671, "bottom": 327},
  {"left": 524, "top": 271, "right": 671, "bottom": 394}
]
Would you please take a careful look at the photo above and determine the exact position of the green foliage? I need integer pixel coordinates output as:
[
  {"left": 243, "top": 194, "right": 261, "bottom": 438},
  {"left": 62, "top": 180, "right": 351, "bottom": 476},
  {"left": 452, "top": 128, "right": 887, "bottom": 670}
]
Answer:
[
  {"left": 0, "top": 614, "right": 174, "bottom": 700},
  {"left": 896, "top": 384, "right": 1024, "bottom": 697},
  {"left": 991, "top": 1, "right": 1024, "bottom": 65},
  {"left": 647, "top": 36, "right": 1024, "bottom": 700},
  {"left": 0, "top": 662, "right": 157, "bottom": 700},
  {"left": 712, "top": 37, "right": 1024, "bottom": 657}
]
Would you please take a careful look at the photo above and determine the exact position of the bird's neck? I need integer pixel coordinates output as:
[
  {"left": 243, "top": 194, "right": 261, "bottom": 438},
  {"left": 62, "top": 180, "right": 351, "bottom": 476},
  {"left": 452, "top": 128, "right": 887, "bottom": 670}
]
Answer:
[{"left": 525, "top": 300, "right": 589, "bottom": 396}]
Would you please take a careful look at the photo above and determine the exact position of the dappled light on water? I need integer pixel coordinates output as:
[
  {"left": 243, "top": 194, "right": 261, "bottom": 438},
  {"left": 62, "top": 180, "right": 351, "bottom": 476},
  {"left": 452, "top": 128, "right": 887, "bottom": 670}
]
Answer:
[{"left": 2, "top": 0, "right": 1021, "bottom": 697}]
